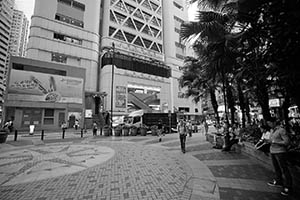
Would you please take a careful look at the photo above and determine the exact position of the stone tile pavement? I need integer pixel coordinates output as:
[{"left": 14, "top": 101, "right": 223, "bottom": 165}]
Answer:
[{"left": 0, "top": 129, "right": 299, "bottom": 200}]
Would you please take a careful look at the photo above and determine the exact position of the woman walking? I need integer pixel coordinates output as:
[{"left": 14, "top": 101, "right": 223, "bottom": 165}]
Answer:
[{"left": 178, "top": 120, "right": 187, "bottom": 153}]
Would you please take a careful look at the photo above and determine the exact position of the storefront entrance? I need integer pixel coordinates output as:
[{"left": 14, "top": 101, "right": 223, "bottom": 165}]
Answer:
[{"left": 22, "top": 108, "right": 42, "bottom": 128}]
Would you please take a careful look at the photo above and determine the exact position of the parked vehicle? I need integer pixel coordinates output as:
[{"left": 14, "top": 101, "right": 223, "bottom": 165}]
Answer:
[{"left": 128, "top": 110, "right": 177, "bottom": 133}]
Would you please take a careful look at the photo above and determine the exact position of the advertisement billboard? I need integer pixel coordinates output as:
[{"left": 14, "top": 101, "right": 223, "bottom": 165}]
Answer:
[{"left": 7, "top": 69, "right": 84, "bottom": 104}]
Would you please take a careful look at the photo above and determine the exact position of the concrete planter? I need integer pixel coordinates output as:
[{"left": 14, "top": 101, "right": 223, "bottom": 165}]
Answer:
[
  {"left": 123, "top": 128, "right": 130, "bottom": 136},
  {"left": 140, "top": 128, "right": 147, "bottom": 136},
  {"left": 114, "top": 128, "right": 122, "bottom": 136},
  {"left": 103, "top": 127, "right": 111, "bottom": 136},
  {"left": 130, "top": 127, "right": 138, "bottom": 136}
]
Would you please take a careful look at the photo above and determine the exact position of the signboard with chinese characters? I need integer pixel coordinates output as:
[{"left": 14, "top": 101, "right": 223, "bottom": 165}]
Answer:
[
  {"left": 7, "top": 69, "right": 84, "bottom": 104},
  {"left": 115, "top": 86, "right": 126, "bottom": 109}
]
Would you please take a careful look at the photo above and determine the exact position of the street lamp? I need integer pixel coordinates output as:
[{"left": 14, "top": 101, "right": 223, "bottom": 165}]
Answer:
[{"left": 110, "top": 42, "right": 115, "bottom": 129}]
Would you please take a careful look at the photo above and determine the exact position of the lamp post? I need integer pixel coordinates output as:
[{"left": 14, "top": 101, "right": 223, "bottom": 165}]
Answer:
[{"left": 110, "top": 42, "right": 115, "bottom": 129}]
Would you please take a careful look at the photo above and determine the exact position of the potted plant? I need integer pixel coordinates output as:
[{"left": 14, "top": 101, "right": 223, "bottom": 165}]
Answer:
[
  {"left": 151, "top": 125, "right": 158, "bottom": 136},
  {"left": 103, "top": 125, "right": 111, "bottom": 136},
  {"left": 0, "top": 129, "right": 8, "bottom": 143},
  {"left": 140, "top": 124, "right": 148, "bottom": 136},
  {"left": 123, "top": 124, "right": 130, "bottom": 136},
  {"left": 130, "top": 126, "right": 138, "bottom": 136},
  {"left": 114, "top": 125, "right": 122, "bottom": 136}
]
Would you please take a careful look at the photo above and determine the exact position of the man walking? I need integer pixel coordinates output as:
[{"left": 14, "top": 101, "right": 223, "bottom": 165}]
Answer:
[{"left": 178, "top": 120, "right": 187, "bottom": 153}]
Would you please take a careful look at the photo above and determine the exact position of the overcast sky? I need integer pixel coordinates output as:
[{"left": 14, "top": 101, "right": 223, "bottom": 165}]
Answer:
[{"left": 14, "top": 0, "right": 35, "bottom": 20}]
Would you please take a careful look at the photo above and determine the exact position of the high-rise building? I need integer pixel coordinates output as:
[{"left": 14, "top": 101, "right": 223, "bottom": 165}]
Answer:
[
  {"left": 9, "top": 9, "right": 29, "bottom": 57},
  {"left": 0, "top": 0, "right": 14, "bottom": 104},
  {"left": 100, "top": 0, "right": 199, "bottom": 117}
]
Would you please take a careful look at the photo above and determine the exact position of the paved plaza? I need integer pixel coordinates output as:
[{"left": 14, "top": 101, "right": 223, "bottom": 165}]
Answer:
[{"left": 0, "top": 129, "right": 299, "bottom": 200}]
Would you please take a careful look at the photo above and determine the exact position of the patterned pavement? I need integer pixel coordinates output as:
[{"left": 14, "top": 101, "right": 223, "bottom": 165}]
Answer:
[{"left": 0, "top": 130, "right": 299, "bottom": 200}]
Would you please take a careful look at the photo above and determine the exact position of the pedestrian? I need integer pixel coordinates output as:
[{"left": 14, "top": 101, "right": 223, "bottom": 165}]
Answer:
[
  {"left": 3, "top": 117, "right": 14, "bottom": 133},
  {"left": 74, "top": 119, "right": 80, "bottom": 130},
  {"left": 222, "top": 124, "right": 239, "bottom": 152},
  {"left": 266, "top": 117, "right": 292, "bottom": 196},
  {"left": 204, "top": 120, "right": 209, "bottom": 135},
  {"left": 157, "top": 119, "right": 163, "bottom": 142},
  {"left": 61, "top": 121, "right": 67, "bottom": 138},
  {"left": 255, "top": 124, "right": 271, "bottom": 155},
  {"left": 187, "top": 120, "right": 192, "bottom": 137},
  {"left": 178, "top": 120, "right": 187, "bottom": 153},
  {"left": 92, "top": 122, "right": 98, "bottom": 136}
]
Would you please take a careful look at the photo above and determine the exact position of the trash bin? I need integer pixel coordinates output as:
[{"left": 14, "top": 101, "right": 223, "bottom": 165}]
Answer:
[{"left": 29, "top": 125, "right": 35, "bottom": 135}]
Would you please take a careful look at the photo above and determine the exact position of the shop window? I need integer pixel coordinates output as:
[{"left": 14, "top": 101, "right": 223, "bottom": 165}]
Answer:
[{"left": 44, "top": 109, "right": 54, "bottom": 125}]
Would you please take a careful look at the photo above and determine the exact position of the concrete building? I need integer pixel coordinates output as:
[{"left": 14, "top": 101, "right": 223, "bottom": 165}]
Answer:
[
  {"left": 25, "top": 0, "right": 101, "bottom": 127},
  {"left": 9, "top": 9, "right": 29, "bottom": 57},
  {"left": 0, "top": 0, "right": 14, "bottom": 104},
  {"left": 162, "top": 0, "right": 201, "bottom": 115},
  {"left": 100, "top": 0, "right": 200, "bottom": 119}
]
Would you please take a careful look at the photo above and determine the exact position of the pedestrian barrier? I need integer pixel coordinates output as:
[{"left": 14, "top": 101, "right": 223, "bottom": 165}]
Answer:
[{"left": 14, "top": 130, "right": 18, "bottom": 141}]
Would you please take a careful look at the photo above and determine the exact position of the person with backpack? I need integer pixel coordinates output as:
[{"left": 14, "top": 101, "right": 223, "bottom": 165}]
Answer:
[
  {"left": 178, "top": 120, "right": 187, "bottom": 153},
  {"left": 157, "top": 119, "right": 164, "bottom": 142}
]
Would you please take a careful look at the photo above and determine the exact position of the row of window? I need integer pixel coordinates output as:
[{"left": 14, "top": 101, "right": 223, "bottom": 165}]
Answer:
[
  {"left": 112, "top": 0, "right": 160, "bottom": 13},
  {"left": 55, "top": 13, "right": 84, "bottom": 28},
  {"left": 53, "top": 33, "right": 82, "bottom": 45},
  {"left": 109, "top": 27, "right": 162, "bottom": 53},
  {"left": 112, "top": 5, "right": 162, "bottom": 27},
  {"left": 58, "top": 0, "right": 85, "bottom": 11}
]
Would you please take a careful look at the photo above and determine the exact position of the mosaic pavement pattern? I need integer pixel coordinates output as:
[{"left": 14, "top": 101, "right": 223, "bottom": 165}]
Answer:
[{"left": 0, "top": 141, "right": 193, "bottom": 200}]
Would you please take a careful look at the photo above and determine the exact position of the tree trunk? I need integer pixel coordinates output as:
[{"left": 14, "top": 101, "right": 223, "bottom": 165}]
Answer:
[
  {"left": 256, "top": 81, "right": 271, "bottom": 121},
  {"left": 237, "top": 82, "right": 246, "bottom": 128},
  {"left": 210, "top": 88, "right": 220, "bottom": 124},
  {"left": 226, "top": 82, "right": 236, "bottom": 125},
  {"left": 245, "top": 98, "right": 251, "bottom": 125}
]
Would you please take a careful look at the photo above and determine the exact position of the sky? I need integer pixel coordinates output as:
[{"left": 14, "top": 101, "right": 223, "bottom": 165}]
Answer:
[
  {"left": 14, "top": 0, "right": 35, "bottom": 20},
  {"left": 14, "top": 0, "right": 196, "bottom": 21}
]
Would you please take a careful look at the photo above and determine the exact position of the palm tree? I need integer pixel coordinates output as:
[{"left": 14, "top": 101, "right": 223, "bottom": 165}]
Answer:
[{"left": 179, "top": 56, "right": 220, "bottom": 123}]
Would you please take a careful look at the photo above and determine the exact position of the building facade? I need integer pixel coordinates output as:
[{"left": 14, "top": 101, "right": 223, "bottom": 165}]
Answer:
[
  {"left": 100, "top": 0, "right": 199, "bottom": 118},
  {"left": 9, "top": 9, "right": 29, "bottom": 57},
  {"left": 0, "top": 0, "right": 14, "bottom": 104},
  {"left": 162, "top": 0, "right": 201, "bottom": 115}
]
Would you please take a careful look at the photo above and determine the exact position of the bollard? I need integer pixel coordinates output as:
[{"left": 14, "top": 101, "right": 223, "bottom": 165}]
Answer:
[
  {"left": 14, "top": 130, "right": 18, "bottom": 141},
  {"left": 41, "top": 130, "right": 44, "bottom": 140},
  {"left": 81, "top": 128, "right": 83, "bottom": 138},
  {"left": 62, "top": 129, "right": 65, "bottom": 139}
]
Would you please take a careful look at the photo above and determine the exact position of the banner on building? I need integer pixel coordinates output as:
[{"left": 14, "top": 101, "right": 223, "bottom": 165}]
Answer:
[
  {"left": 7, "top": 69, "right": 84, "bottom": 104},
  {"left": 115, "top": 86, "right": 126, "bottom": 109}
]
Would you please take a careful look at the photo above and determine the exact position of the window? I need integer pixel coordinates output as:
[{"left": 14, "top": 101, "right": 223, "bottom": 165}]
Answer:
[
  {"left": 44, "top": 109, "right": 54, "bottom": 125},
  {"left": 58, "top": 0, "right": 71, "bottom": 6},
  {"left": 52, "top": 53, "right": 67, "bottom": 63},
  {"left": 55, "top": 13, "right": 84, "bottom": 28},
  {"left": 109, "top": 26, "right": 117, "bottom": 36},
  {"left": 72, "top": 1, "right": 85, "bottom": 11},
  {"left": 173, "top": 2, "right": 183, "bottom": 10},
  {"left": 54, "top": 33, "right": 82, "bottom": 45}
]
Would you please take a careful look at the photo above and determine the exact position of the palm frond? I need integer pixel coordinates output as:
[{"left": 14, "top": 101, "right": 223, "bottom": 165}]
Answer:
[
  {"left": 195, "top": 11, "right": 229, "bottom": 24},
  {"left": 181, "top": 21, "right": 225, "bottom": 42}
]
